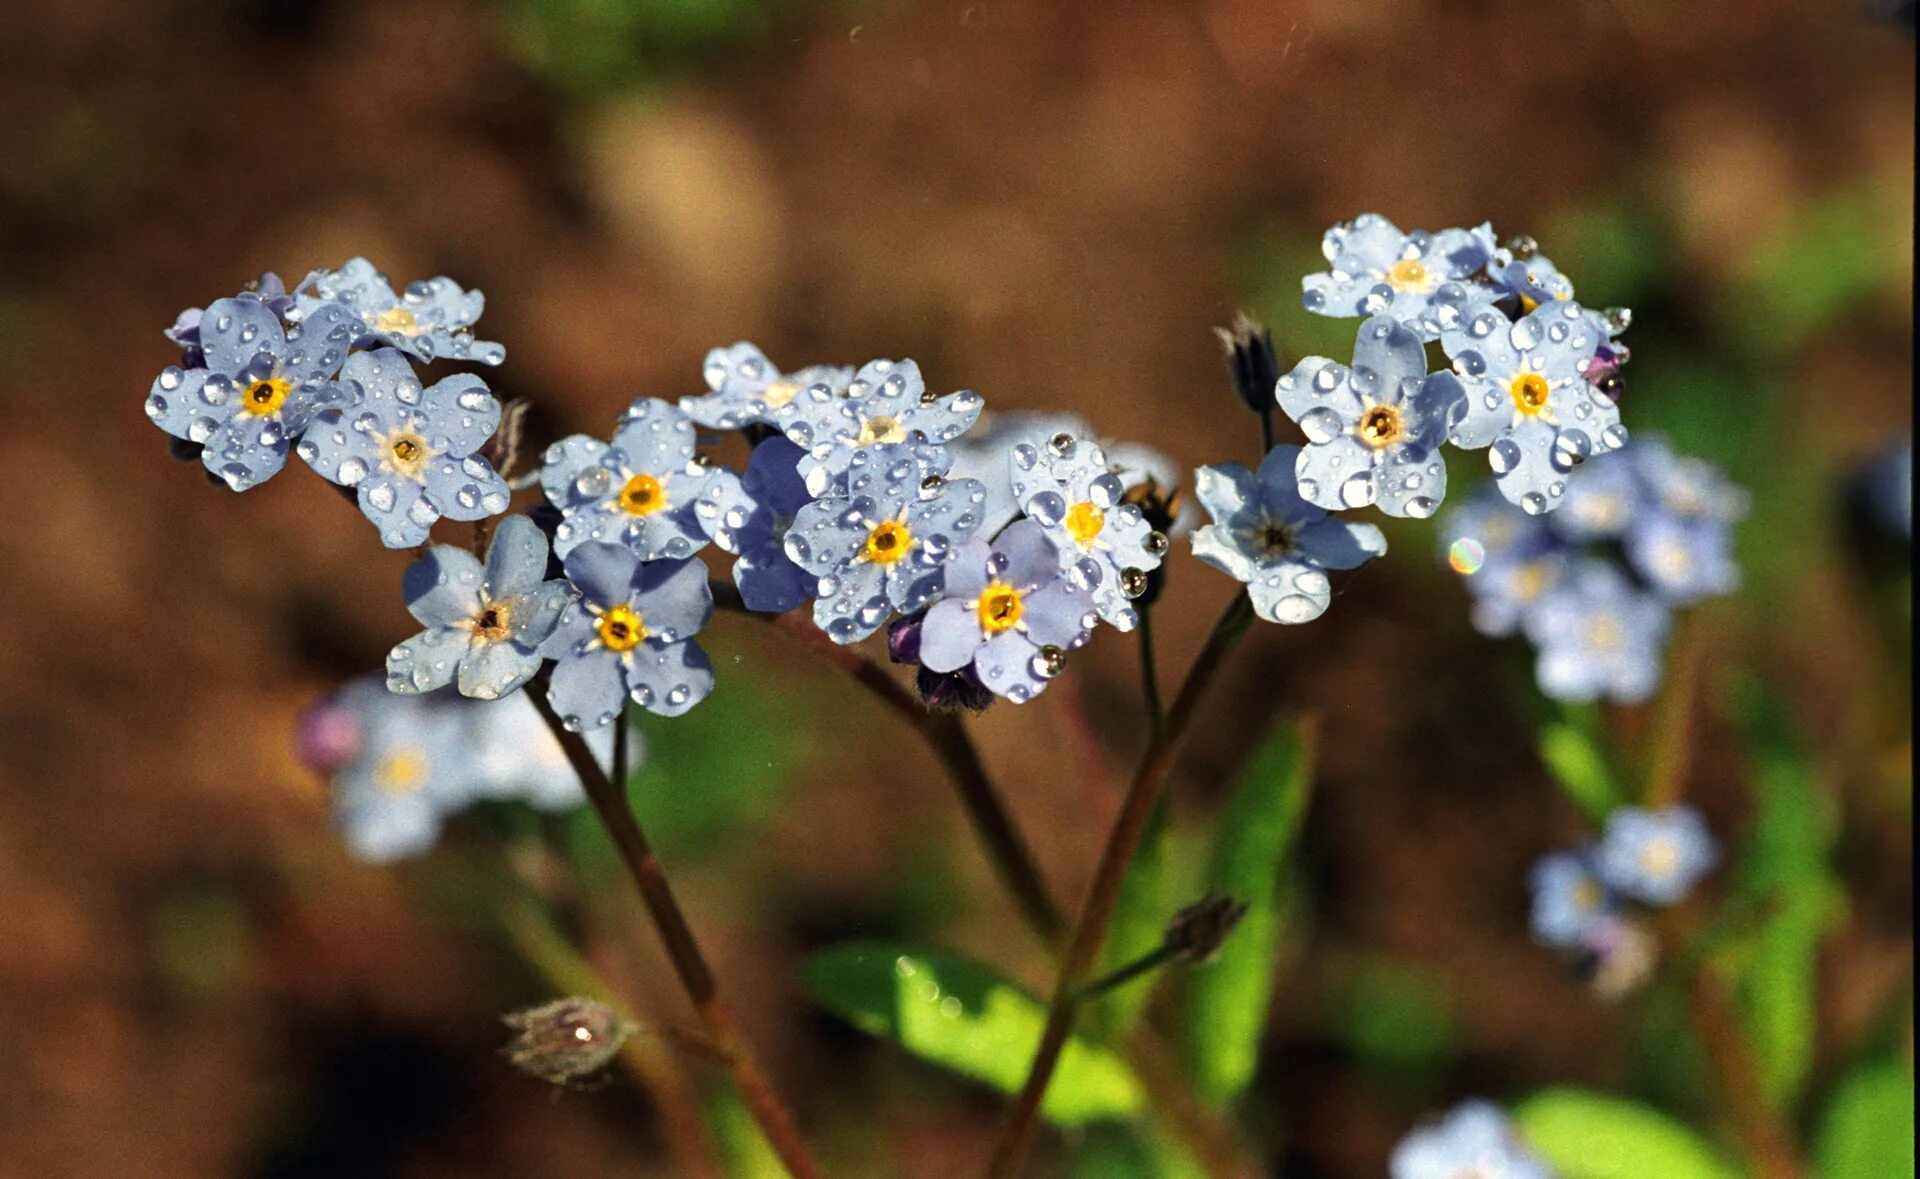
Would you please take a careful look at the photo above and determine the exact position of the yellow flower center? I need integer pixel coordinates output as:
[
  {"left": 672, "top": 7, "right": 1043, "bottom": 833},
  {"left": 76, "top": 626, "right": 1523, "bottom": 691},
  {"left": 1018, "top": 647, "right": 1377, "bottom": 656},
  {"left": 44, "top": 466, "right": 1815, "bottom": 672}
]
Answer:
[
  {"left": 1639, "top": 838, "right": 1679, "bottom": 879},
  {"left": 618, "top": 473, "right": 666, "bottom": 516},
  {"left": 1586, "top": 613, "right": 1623, "bottom": 652},
  {"left": 385, "top": 429, "right": 433, "bottom": 479},
  {"left": 863, "top": 519, "right": 912, "bottom": 564},
  {"left": 855, "top": 414, "right": 906, "bottom": 446},
  {"left": 240, "top": 375, "right": 292, "bottom": 416},
  {"left": 374, "top": 748, "right": 429, "bottom": 795},
  {"left": 596, "top": 604, "right": 648, "bottom": 652},
  {"left": 977, "top": 584, "right": 1024, "bottom": 634},
  {"left": 1357, "top": 404, "right": 1403, "bottom": 448},
  {"left": 1574, "top": 879, "right": 1605, "bottom": 912},
  {"left": 1064, "top": 501, "right": 1105, "bottom": 546},
  {"left": 761, "top": 380, "right": 799, "bottom": 409},
  {"left": 375, "top": 306, "right": 422, "bottom": 336},
  {"left": 1512, "top": 560, "right": 1552, "bottom": 602},
  {"left": 473, "top": 603, "right": 512, "bottom": 642},
  {"left": 1386, "top": 258, "right": 1431, "bottom": 292},
  {"left": 1510, "top": 372, "right": 1551, "bottom": 415}
]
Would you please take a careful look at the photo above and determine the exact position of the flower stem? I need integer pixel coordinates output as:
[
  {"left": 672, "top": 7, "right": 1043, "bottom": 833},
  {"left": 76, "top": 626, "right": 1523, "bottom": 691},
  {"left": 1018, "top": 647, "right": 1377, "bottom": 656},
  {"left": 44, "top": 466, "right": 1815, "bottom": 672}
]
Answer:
[
  {"left": 984, "top": 593, "right": 1255, "bottom": 1179},
  {"left": 1138, "top": 606, "right": 1166, "bottom": 737},
  {"left": 524, "top": 679, "right": 823, "bottom": 1179}
]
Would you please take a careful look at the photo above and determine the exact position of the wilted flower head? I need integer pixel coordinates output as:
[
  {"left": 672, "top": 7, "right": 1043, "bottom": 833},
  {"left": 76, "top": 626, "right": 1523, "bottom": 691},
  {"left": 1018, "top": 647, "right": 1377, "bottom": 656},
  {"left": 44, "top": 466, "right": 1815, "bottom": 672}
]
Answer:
[
  {"left": 1008, "top": 431, "right": 1167, "bottom": 630},
  {"left": 541, "top": 398, "right": 716, "bottom": 561},
  {"left": 298, "top": 348, "right": 510, "bottom": 548},
  {"left": 695, "top": 436, "right": 817, "bottom": 613},
  {"left": 1191, "top": 445, "right": 1387, "bottom": 625},
  {"left": 1391, "top": 1100, "right": 1554, "bottom": 1179},
  {"left": 1275, "top": 314, "right": 1465, "bottom": 518},
  {"left": 1302, "top": 214, "right": 1497, "bottom": 340},
  {"left": 296, "top": 256, "right": 504, "bottom": 366},
  {"left": 541, "top": 544, "right": 715, "bottom": 728},
  {"left": 502, "top": 997, "right": 634, "bottom": 1085},
  {"left": 1579, "top": 913, "right": 1662, "bottom": 1000},
  {"left": 776, "top": 358, "right": 984, "bottom": 494},
  {"left": 388, "top": 516, "right": 574, "bottom": 700},
  {"left": 916, "top": 520, "right": 1095, "bottom": 702},
  {"left": 681, "top": 341, "right": 854, "bottom": 430},
  {"left": 1596, "top": 805, "right": 1718, "bottom": 906}
]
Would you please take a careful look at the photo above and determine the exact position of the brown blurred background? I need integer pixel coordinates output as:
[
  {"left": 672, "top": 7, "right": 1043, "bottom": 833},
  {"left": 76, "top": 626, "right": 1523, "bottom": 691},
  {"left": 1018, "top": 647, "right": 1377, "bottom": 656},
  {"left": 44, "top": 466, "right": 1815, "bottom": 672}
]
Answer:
[{"left": 0, "top": 0, "right": 1911, "bottom": 1176}]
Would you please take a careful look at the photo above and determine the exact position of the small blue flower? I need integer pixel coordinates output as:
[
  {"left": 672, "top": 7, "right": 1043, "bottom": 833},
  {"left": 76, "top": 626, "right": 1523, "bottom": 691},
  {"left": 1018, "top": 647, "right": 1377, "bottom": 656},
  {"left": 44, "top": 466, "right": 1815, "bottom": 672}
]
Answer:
[
  {"left": 1391, "top": 1100, "right": 1554, "bottom": 1179},
  {"left": 1626, "top": 511, "right": 1741, "bottom": 605},
  {"left": 1529, "top": 849, "right": 1616, "bottom": 948},
  {"left": 784, "top": 444, "right": 987, "bottom": 643},
  {"left": 1443, "top": 299, "right": 1626, "bottom": 514},
  {"left": 1191, "top": 445, "right": 1387, "bottom": 624},
  {"left": 297, "top": 256, "right": 504, "bottom": 365},
  {"left": 1555, "top": 448, "right": 1642, "bottom": 541},
  {"left": 540, "top": 544, "right": 715, "bottom": 728},
  {"left": 298, "top": 348, "right": 511, "bottom": 548},
  {"left": 776, "top": 358, "right": 985, "bottom": 494},
  {"left": 695, "top": 436, "right": 817, "bottom": 613},
  {"left": 388, "top": 516, "right": 574, "bottom": 700},
  {"left": 915, "top": 520, "right": 1095, "bottom": 702},
  {"left": 1438, "top": 487, "right": 1569, "bottom": 637},
  {"left": 469, "top": 693, "right": 631, "bottom": 810},
  {"left": 315, "top": 677, "right": 475, "bottom": 863},
  {"left": 1488, "top": 250, "right": 1576, "bottom": 310},
  {"left": 166, "top": 272, "right": 300, "bottom": 362},
  {"left": 1632, "top": 436, "right": 1750, "bottom": 525},
  {"left": 541, "top": 397, "right": 716, "bottom": 561},
  {"left": 1523, "top": 559, "right": 1670, "bottom": 703},
  {"left": 1007, "top": 432, "right": 1166, "bottom": 630},
  {"left": 1596, "top": 805, "right": 1718, "bottom": 906},
  {"left": 1275, "top": 314, "right": 1465, "bottom": 518},
  {"left": 948, "top": 410, "right": 1090, "bottom": 538},
  {"left": 680, "top": 341, "right": 855, "bottom": 430},
  {"left": 1302, "top": 214, "right": 1497, "bottom": 340},
  {"left": 145, "top": 293, "right": 359, "bottom": 491}
]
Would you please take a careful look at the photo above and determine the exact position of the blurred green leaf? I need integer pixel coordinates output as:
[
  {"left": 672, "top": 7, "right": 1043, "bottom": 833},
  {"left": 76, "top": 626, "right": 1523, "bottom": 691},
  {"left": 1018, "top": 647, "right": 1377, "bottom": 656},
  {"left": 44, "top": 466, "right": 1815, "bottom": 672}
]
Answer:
[
  {"left": 150, "top": 890, "right": 250, "bottom": 1000},
  {"left": 1815, "top": 1062, "right": 1915, "bottom": 1179},
  {"left": 1729, "top": 184, "right": 1904, "bottom": 359},
  {"left": 1539, "top": 199, "right": 1663, "bottom": 306},
  {"left": 1538, "top": 721, "right": 1622, "bottom": 825},
  {"left": 1180, "top": 717, "right": 1318, "bottom": 1105},
  {"left": 1066, "top": 1124, "right": 1206, "bottom": 1179},
  {"left": 1091, "top": 800, "right": 1175, "bottom": 1036},
  {"left": 500, "top": 0, "right": 786, "bottom": 96},
  {"left": 800, "top": 941, "right": 1143, "bottom": 1125},
  {"left": 1320, "top": 955, "right": 1457, "bottom": 1086},
  {"left": 1513, "top": 1089, "right": 1741, "bottom": 1179},
  {"left": 709, "top": 1085, "right": 787, "bottom": 1179}
]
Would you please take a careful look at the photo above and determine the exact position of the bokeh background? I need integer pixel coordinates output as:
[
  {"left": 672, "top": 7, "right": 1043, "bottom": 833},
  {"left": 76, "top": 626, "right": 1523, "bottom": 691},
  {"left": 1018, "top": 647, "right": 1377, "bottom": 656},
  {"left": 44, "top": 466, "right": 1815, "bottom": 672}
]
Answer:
[{"left": 0, "top": 0, "right": 1911, "bottom": 1175}]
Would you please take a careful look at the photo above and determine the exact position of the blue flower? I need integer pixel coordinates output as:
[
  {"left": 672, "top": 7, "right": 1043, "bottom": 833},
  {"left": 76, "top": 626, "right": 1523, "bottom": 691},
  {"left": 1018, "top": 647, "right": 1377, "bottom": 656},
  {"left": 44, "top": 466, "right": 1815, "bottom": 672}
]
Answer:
[
  {"left": 948, "top": 410, "right": 1090, "bottom": 538},
  {"left": 145, "top": 293, "right": 359, "bottom": 491},
  {"left": 469, "top": 693, "right": 630, "bottom": 810},
  {"left": 776, "top": 358, "right": 985, "bottom": 494},
  {"left": 1523, "top": 559, "right": 1670, "bottom": 703},
  {"left": 1442, "top": 299, "right": 1627, "bottom": 514},
  {"left": 541, "top": 397, "right": 716, "bottom": 561},
  {"left": 1191, "top": 445, "right": 1387, "bottom": 624},
  {"left": 1632, "top": 436, "right": 1750, "bottom": 525},
  {"left": 297, "top": 348, "right": 511, "bottom": 548},
  {"left": 680, "top": 341, "right": 855, "bottom": 430},
  {"left": 1438, "top": 487, "right": 1568, "bottom": 637},
  {"left": 695, "top": 436, "right": 817, "bottom": 613},
  {"left": 1488, "top": 250, "right": 1576, "bottom": 310},
  {"left": 1275, "top": 314, "right": 1465, "bottom": 518},
  {"left": 1391, "top": 1101, "right": 1554, "bottom": 1179},
  {"left": 1007, "top": 431, "right": 1167, "bottom": 630},
  {"left": 540, "top": 543, "right": 715, "bottom": 728},
  {"left": 1596, "top": 805, "right": 1718, "bottom": 906},
  {"left": 1528, "top": 849, "right": 1615, "bottom": 948},
  {"left": 1625, "top": 511, "right": 1741, "bottom": 605},
  {"left": 784, "top": 444, "right": 987, "bottom": 643},
  {"left": 166, "top": 272, "right": 300, "bottom": 362},
  {"left": 915, "top": 520, "right": 1095, "bottom": 702},
  {"left": 388, "top": 516, "right": 574, "bottom": 700},
  {"left": 1302, "top": 214, "right": 1497, "bottom": 340},
  {"left": 312, "top": 677, "right": 475, "bottom": 863},
  {"left": 1555, "top": 448, "right": 1642, "bottom": 541},
  {"left": 297, "top": 256, "right": 504, "bottom": 365}
]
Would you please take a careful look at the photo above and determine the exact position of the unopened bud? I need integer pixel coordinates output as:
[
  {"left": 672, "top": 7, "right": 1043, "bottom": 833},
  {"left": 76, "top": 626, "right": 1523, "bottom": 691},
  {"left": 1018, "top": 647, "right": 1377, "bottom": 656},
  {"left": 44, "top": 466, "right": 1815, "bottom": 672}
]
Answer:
[
  {"left": 502, "top": 997, "right": 633, "bottom": 1085},
  {"left": 1165, "top": 891, "right": 1250, "bottom": 964},
  {"left": 1215, "top": 313, "right": 1282, "bottom": 417}
]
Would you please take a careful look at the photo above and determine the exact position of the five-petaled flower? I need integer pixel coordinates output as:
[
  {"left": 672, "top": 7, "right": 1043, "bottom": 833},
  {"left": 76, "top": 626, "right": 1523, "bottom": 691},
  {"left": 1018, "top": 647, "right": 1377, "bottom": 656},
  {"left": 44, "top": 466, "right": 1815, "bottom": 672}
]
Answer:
[
  {"left": 1191, "top": 445, "right": 1388, "bottom": 625},
  {"left": 298, "top": 347, "right": 511, "bottom": 548},
  {"left": 1528, "top": 849, "right": 1616, "bottom": 949},
  {"left": 1522, "top": 559, "right": 1669, "bottom": 704},
  {"left": 388, "top": 515, "right": 574, "bottom": 700},
  {"left": 312, "top": 678, "right": 476, "bottom": 863},
  {"left": 1302, "top": 213, "right": 1497, "bottom": 340},
  {"left": 916, "top": 520, "right": 1095, "bottom": 703},
  {"left": 1596, "top": 805, "right": 1718, "bottom": 906},
  {"left": 695, "top": 436, "right": 818, "bottom": 613},
  {"left": 541, "top": 543, "right": 716, "bottom": 728},
  {"left": 297, "top": 256, "right": 504, "bottom": 366},
  {"left": 680, "top": 341, "right": 855, "bottom": 431},
  {"left": 1275, "top": 314, "right": 1465, "bottom": 518},
  {"left": 776, "top": 357, "right": 984, "bottom": 494},
  {"left": 1007, "top": 431, "right": 1167, "bottom": 631},
  {"left": 542, "top": 397, "right": 716, "bottom": 561}
]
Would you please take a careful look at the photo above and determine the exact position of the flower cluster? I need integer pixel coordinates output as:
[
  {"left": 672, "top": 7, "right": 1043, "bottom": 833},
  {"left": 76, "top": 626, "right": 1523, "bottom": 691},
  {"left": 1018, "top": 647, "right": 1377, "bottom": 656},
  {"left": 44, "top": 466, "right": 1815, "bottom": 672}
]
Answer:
[
  {"left": 1294, "top": 215, "right": 1633, "bottom": 516},
  {"left": 1529, "top": 805, "right": 1718, "bottom": 995},
  {"left": 297, "top": 675, "right": 630, "bottom": 862},
  {"left": 1437, "top": 436, "right": 1746, "bottom": 703},
  {"left": 1391, "top": 1100, "right": 1556, "bottom": 1179}
]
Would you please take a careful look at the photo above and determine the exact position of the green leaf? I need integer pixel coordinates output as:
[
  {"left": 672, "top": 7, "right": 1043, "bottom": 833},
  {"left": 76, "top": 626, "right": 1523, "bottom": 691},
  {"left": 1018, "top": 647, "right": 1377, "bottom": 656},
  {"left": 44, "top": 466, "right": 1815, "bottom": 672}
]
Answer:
[
  {"left": 1067, "top": 1124, "right": 1206, "bottom": 1179},
  {"left": 1513, "top": 1088, "right": 1742, "bottom": 1179},
  {"left": 708, "top": 1086, "right": 787, "bottom": 1179},
  {"left": 1181, "top": 718, "right": 1318, "bottom": 1104},
  {"left": 1816, "top": 1062, "right": 1915, "bottom": 1179},
  {"left": 1538, "top": 721, "right": 1622, "bottom": 825},
  {"left": 1090, "top": 799, "right": 1175, "bottom": 1035},
  {"left": 800, "top": 942, "right": 1143, "bottom": 1125}
]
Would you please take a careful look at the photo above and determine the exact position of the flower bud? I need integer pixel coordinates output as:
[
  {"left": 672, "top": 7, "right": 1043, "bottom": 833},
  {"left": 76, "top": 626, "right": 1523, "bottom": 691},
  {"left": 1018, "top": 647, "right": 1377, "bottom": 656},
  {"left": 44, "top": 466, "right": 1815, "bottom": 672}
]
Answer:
[
  {"left": 1215, "top": 313, "right": 1282, "bottom": 418},
  {"left": 502, "top": 997, "right": 634, "bottom": 1085}
]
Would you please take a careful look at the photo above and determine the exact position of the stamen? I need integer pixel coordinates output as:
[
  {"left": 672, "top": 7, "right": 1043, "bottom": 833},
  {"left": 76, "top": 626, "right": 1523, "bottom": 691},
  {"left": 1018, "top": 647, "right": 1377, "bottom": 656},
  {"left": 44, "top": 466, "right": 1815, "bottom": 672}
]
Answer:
[
  {"left": 239, "top": 376, "right": 292, "bottom": 416},
  {"left": 863, "top": 520, "right": 912, "bottom": 564},
  {"left": 760, "top": 380, "right": 799, "bottom": 410},
  {"left": 1386, "top": 258, "right": 1430, "bottom": 292},
  {"left": 855, "top": 415, "right": 906, "bottom": 446},
  {"left": 596, "top": 605, "right": 648, "bottom": 652},
  {"left": 375, "top": 748, "right": 429, "bottom": 795},
  {"left": 976, "top": 584, "right": 1024, "bottom": 634},
  {"left": 1509, "top": 372, "right": 1551, "bottom": 415},
  {"left": 1064, "top": 502, "right": 1105, "bottom": 546},
  {"left": 384, "top": 429, "right": 433, "bottom": 479},
  {"left": 474, "top": 603, "right": 513, "bottom": 642},
  {"left": 1357, "top": 404, "right": 1403, "bottom": 448},
  {"left": 376, "top": 306, "right": 422, "bottom": 336},
  {"left": 618, "top": 474, "right": 666, "bottom": 516}
]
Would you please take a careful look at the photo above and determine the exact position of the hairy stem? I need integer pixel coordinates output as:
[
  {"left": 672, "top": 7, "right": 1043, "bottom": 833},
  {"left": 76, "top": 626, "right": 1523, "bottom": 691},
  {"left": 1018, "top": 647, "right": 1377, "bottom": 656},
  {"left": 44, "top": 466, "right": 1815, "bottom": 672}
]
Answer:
[
  {"left": 525, "top": 679, "right": 823, "bottom": 1179},
  {"left": 985, "top": 593, "right": 1256, "bottom": 1179}
]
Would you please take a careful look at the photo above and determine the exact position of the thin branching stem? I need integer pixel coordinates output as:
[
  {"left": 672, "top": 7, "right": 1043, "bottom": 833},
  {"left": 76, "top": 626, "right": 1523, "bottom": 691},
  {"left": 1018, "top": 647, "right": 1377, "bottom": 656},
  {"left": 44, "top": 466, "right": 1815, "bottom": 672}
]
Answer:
[{"left": 1138, "top": 605, "right": 1166, "bottom": 737}]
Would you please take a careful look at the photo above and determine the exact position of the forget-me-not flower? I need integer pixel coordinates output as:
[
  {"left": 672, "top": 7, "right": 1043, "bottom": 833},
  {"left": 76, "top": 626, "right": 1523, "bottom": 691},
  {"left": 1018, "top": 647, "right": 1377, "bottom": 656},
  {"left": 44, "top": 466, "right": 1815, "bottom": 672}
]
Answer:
[
  {"left": 166, "top": 272, "right": 301, "bottom": 364},
  {"left": 313, "top": 678, "right": 475, "bottom": 863},
  {"left": 776, "top": 358, "right": 984, "bottom": 494},
  {"left": 1007, "top": 432, "right": 1166, "bottom": 630},
  {"left": 1528, "top": 849, "right": 1616, "bottom": 949},
  {"left": 298, "top": 347, "right": 511, "bottom": 548},
  {"left": 297, "top": 256, "right": 504, "bottom": 365},
  {"left": 145, "top": 293, "right": 359, "bottom": 491},
  {"left": 1302, "top": 214, "right": 1497, "bottom": 340},
  {"left": 541, "top": 397, "right": 716, "bottom": 561},
  {"left": 470, "top": 693, "right": 628, "bottom": 810},
  {"left": 695, "top": 436, "right": 817, "bottom": 613},
  {"left": 1555, "top": 448, "right": 1641, "bottom": 541},
  {"left": 388, "top": 515, "right": 574, "bottom": 700},
  {"left": 1597, "top": 805, "right": 1718, "bottom": 906},
  {"left": 1488, "top": 247, "right": 1576, "bottom": 311},
  {"left": 1275, "top": 314, "right": 1465, "bottom": 518},
  {"left": 1523, "top": 559, "right": 1670, "bottom": 704},
  {"left": 783, "top": 444, "right": 987, "bottom": 643},
  {"left": 540, "top": 543, "right": 715, "bottom": 728},
  {"left": 948, "top": 410, "right": 1090, "bottom": 538},
  {"left": 1390, "top": 1100, "right": 1554, "bottom": 1179},
  {"left": 916, "top": 520, "right": 1095, "bottom": 703},
  {"left": 1443, "top": 299, "right": 1626, "bottom": 514},
  {"left": 1191, "top": 445, "right": 1387, "bottom": 624},
  {"left": 680, "top": 341, "right": 855, "bottom": 430},
  {"left": 1438, "top": 487, "right": 1568, "bottom": 637}
]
